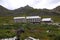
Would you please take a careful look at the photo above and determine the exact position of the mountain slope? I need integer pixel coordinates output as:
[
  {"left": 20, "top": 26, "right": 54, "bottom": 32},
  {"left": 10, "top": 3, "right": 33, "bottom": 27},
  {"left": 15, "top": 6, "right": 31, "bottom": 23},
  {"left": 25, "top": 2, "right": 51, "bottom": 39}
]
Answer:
[
  {"left": 0, "top": 5, "right": 60, "bottom": 16},
  {"left": 0, "top": 5, "right": 13, "bottom": 16},
  {"left": 53, "top": 6, "right": 60, "bottom": 13}
]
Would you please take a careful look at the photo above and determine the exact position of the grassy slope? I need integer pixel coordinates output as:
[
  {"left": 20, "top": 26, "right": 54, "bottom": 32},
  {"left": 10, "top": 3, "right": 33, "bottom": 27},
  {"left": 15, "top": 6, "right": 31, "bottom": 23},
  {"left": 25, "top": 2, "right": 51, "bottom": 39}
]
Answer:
[{"left": 0, "top": 24, "right": 60, "bottom": 40}]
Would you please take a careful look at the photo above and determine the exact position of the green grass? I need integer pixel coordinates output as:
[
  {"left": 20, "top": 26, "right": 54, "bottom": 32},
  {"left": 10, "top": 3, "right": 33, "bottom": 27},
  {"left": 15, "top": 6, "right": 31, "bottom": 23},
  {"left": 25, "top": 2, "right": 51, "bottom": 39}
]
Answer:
[{"left": 0, "top": 23, "right": 60, "bottom": 40}]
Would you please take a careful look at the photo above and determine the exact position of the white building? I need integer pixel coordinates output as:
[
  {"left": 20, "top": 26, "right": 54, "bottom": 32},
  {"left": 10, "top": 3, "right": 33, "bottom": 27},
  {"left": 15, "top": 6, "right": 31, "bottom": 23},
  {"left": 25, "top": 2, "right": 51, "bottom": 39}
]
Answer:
[
  {"left": 14, "top": 16, "right": 41, "bottom": 23},
  {"left": 41, "top": 18, "right": 53, "bottom": 23},
  {"left": 14, "top": 17, "right": 26, "bottom": 23},
  {"left": 26, "top": 16, "right": 41, "bottom": 23}
]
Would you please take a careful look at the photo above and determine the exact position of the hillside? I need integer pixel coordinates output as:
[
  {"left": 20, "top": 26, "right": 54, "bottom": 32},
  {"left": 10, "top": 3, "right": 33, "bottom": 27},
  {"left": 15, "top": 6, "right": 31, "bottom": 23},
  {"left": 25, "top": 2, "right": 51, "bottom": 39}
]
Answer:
[
  {"left": 0, "top": 5, "right": 13, "bottom": 16},
  {"left": 53, "top": 6, "right": 60, "bottom": 13},
  {"left": 12, "top": 5, "right": 60, "bottom": 16},
  {"left": 0, "top": 5, "right": 60, "bottom": 16}
]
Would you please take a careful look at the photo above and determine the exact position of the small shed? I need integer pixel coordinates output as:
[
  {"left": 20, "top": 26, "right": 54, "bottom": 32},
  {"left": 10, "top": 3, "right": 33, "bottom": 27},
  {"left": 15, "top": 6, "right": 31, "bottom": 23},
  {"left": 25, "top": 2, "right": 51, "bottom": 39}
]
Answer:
[{"left": 41, "top": 18, "right": 53, "bottom": 23}]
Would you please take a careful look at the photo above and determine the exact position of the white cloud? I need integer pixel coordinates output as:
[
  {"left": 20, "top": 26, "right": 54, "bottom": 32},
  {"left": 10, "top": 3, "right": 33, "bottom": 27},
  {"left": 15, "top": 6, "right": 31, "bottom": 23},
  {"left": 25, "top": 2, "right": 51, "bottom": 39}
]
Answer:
[
  {"left": 0, "top": 0, "right": 60, "bottom": 10},
  {"left": 31, "top": 0, "right": 60, "bottom": 9}
]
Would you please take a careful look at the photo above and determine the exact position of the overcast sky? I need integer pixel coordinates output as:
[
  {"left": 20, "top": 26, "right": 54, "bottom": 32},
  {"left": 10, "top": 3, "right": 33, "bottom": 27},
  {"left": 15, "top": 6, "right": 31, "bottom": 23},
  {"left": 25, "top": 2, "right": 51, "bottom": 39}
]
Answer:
[{"left": 0, "top": 0, "right": 60, "bottom": 10}]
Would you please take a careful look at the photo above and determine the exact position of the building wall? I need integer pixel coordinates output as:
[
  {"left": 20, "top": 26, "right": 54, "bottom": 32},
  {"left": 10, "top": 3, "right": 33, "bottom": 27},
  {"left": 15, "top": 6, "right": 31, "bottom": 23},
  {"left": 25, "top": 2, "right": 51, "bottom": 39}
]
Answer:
[
  {"left": 26, "top": 18, "right": 41, "bottom": 23},
  {"left": 14, "top": 18, "right": 26, "bottom": 23},
  {"left": 14, "top": 17, "right": 41, "bottom": 23}
]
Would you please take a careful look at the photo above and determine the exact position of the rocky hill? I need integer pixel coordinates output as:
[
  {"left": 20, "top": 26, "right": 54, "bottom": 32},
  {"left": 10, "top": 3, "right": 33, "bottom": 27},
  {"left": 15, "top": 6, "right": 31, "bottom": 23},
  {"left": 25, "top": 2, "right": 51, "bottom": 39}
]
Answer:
[
  {"left": 52, "top": 6, "right": 60, "bottom": 13},
  {"left": 0, "top": 5, "right": 13, "bottom": 16},
  {"left": 0, "top": 5, "right": 60, "bottom": 16}
]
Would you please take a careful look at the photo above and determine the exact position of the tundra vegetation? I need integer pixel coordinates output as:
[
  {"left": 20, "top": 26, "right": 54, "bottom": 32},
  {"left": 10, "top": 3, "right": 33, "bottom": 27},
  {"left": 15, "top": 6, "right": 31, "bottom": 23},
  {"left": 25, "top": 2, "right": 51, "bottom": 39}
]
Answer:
[{"left": 0, "top": 22, "right": 60, "bottom": 40}]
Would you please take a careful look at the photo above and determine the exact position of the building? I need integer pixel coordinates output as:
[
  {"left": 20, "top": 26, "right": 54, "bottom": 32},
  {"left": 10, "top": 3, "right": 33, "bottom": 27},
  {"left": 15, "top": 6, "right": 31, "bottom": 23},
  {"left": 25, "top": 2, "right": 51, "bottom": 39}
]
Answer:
[
  {"left": 25, "top": 37, "right": 39, "bottom": 40},
  {"left": 26, "top": 16, "right": 41, "bottom": 23},
  {"left": 14, "top": 17, "right": 26, "bottom": 23},
  {"left": 41, "top": 18, "right": 53, "bottom": 24},
  {"left": 14, "top": 16, "right": 41, "bottom": 23}
]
